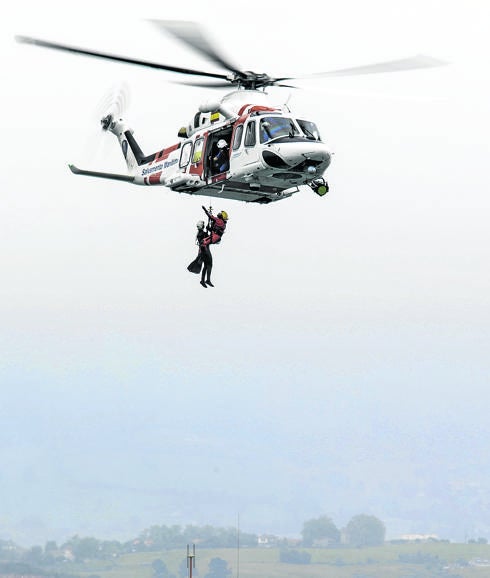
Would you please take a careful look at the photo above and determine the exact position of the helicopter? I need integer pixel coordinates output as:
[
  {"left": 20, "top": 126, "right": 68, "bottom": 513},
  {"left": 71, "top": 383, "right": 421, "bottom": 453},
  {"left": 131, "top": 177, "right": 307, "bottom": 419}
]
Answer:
[{"left": 15, "top": 21, "right": 445, "bottom": 204}]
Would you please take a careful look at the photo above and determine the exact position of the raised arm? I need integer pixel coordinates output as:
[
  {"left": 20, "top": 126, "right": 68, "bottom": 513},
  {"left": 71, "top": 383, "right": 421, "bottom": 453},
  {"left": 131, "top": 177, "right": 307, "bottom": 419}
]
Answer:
[{"left": 202, "top": 205, "right": 216, "bottom": 222}]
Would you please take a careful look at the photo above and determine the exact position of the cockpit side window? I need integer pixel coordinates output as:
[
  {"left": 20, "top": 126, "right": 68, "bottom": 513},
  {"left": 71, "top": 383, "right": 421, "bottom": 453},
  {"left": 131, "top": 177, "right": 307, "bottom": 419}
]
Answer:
[
  {"left": 297, "top": 119, "right": 322, "bottom": 141},
  {"left": 244, "top": 121, "right": 256, "bottom": 147}
]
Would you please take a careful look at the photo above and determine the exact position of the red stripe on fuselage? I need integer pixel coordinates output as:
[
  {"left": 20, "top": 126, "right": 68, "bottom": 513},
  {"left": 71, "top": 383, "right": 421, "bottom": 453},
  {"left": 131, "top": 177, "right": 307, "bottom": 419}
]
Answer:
[
  {"left": 153, "top": 143, "right": 180, "bottom": 163},
  {"left": 237, "top": 104, "right": 277, "bottom": 116},
  {"left": 149, "top": 172, "right": 162, "bottom": 185}
]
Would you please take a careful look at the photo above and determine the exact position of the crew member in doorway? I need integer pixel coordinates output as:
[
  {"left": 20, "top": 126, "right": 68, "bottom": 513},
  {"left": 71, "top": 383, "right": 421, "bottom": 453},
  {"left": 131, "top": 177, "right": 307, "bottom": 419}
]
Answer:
[{"left": 212, "top": 139, "right": 229, "bottom": 174}]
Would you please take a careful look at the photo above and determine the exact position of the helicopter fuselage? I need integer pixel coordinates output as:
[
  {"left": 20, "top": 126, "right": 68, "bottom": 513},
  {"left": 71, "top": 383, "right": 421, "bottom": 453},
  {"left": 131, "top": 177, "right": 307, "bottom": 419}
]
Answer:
[{"left": 105, "top": 91, "right": 332, "bottom": 204}]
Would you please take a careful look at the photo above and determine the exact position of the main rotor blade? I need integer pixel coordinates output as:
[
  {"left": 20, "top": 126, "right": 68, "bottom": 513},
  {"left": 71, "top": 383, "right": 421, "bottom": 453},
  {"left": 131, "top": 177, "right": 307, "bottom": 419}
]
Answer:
[
  {"left": 170, "top": 80, "right": 236, "bottom": 89},
  {"left": 15, "top": 35, "right": 230, "bottom": 81},
  {"left": 296, "top": 54, "right": 447, "bottom": 79},
  {"left": 148, "top": 19, "right": 243, "bottom": 76},
  {"left": 171, "top": 78, "right": 299, "bottom": 90}
]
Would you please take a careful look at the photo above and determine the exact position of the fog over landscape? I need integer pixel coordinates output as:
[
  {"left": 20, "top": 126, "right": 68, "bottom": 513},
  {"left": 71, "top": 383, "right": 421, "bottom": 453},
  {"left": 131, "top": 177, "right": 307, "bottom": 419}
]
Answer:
[{"left": 2, "top": 0, "right": 490, "bottom": 548}]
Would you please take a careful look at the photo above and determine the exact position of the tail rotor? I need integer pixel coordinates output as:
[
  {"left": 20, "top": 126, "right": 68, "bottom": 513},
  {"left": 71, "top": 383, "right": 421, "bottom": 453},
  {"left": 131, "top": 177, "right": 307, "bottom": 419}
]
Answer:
[
  {"left": 97, "top": 81, "right": 130, "bottom": 132},
  {"left": 79, "top": 82, "right": 131, "bottom": 169}
]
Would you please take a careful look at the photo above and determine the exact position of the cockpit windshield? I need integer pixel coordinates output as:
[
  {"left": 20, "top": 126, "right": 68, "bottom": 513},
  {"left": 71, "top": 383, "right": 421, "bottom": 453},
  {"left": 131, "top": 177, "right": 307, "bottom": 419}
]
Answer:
[
  {"left": 259, "top": 116, "right": 299, "bottom": 143},
  {"left": 297, "top": 119, "right": 322, "bottom": 141}
]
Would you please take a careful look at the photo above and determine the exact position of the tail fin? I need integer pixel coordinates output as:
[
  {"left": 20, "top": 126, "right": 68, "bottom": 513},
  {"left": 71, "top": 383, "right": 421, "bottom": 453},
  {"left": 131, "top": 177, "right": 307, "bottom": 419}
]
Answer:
[{"left": 102, "top": 115, "right": 155, "bottom": 171}]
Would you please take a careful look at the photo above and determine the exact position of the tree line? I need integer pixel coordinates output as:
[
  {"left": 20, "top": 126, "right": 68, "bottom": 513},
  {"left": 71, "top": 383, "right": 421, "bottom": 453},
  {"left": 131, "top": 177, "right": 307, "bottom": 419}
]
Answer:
[
  {"left": 0, "top": 513, "right": 386, "bottom": 567},
  {"left": 301, "top": 514, "right": 386, "bottom": 547}
]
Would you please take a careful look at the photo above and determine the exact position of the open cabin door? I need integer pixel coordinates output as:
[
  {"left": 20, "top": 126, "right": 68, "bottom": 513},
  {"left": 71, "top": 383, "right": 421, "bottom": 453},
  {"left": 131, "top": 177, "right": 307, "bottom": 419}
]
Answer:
[{"left": 202, "top": 128, "right": 233, "bottom": 180}]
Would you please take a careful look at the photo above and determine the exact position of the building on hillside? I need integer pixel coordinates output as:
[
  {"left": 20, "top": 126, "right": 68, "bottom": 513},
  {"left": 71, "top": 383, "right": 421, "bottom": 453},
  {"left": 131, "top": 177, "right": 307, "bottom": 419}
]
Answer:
[
  {"left": 257, "top": 535, "right": 278, "bottom": 547},
  {"left": 399, "top": 534, "right": 439, "bottom": 542}
]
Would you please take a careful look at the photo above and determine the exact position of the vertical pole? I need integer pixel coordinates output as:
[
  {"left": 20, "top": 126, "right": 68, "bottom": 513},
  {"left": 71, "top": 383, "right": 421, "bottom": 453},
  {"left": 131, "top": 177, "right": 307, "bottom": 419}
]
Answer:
[
  {"left": 236, "top": 514, "right": 240, "bottom": 578},
  {"left": 187, "top": 544, "right": 195, "bottom": 578}
]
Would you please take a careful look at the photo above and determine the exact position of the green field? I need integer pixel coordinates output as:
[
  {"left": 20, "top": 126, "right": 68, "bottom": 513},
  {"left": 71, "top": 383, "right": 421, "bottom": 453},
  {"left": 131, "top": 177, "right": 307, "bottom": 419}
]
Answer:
[{"left": 72, "top": 543, "right": 490, "bottom": 578}]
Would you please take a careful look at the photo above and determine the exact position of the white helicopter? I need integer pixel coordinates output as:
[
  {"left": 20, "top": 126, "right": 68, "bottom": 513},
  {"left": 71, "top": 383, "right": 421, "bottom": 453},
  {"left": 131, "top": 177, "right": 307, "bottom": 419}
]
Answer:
[{"left": 16, "top": 21, "right": 445, "bottom": 204}]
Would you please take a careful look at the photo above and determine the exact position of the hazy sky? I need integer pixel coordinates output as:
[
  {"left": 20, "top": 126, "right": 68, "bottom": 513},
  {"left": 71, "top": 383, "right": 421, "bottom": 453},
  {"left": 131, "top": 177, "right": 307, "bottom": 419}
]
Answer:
[{"left": 2, "top": 0, "right": 490, "bottom": 547}]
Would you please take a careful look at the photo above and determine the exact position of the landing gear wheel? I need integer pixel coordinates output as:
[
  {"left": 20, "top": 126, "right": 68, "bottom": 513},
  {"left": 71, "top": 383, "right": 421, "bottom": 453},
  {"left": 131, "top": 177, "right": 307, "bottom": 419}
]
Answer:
[{"left": 309, "top": 177, "right": 329, "bottom": 197}]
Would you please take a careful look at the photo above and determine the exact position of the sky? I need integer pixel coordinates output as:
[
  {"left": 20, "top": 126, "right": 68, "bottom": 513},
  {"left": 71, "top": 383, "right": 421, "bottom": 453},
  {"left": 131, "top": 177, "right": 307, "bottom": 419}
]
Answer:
[{"left": 1, "top": 0, "right": 490, "bottom": 548}]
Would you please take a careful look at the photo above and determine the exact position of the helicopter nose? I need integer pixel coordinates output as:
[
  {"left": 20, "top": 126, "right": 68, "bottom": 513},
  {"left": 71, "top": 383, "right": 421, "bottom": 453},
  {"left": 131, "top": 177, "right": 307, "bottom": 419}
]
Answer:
[
  {"left": 263, "top": 143, "right": 331, "bottom": 173},
  {"left": 307, "top": 156, "right": 330, "bottom": 175},
  {"left": 319, "top": 151, "right": 332, "bottom": 168}
]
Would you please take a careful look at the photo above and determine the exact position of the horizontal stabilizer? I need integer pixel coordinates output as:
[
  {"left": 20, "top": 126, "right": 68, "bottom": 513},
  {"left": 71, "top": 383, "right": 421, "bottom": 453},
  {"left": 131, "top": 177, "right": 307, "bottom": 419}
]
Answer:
[{"left": 69, "top": 164, "right": 135, "bottom": 183}]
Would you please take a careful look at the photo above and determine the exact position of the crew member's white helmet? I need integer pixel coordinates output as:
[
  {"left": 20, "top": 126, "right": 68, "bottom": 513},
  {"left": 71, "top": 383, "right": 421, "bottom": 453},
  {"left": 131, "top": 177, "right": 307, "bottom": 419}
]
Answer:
[
  {"left": 196, "top": 220, "right": 205, "bottom": 229},
  {"left": 217, "top": 139, "right": 227, "bottom": 149}
]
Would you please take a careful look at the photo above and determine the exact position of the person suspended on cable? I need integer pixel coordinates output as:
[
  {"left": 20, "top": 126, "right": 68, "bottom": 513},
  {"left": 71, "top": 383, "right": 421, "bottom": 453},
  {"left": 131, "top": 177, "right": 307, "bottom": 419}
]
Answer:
[
  {"left": 195, "top": 219, "right": 214, "bottom": 287},
  {"left": 199, "top": 241, "right": 214, "bottom": 288},
  {"left": 196, "top": 219, "right": 206, "bottom": 245},
  {"left": 201, "top": 205, "right": 228, "bottom": 248},
  {"left": 187, "top": 218, "right": 215, "bottom": 288},
  {"left": 187, "top": 220, "right": 206, "bottom": 275}
]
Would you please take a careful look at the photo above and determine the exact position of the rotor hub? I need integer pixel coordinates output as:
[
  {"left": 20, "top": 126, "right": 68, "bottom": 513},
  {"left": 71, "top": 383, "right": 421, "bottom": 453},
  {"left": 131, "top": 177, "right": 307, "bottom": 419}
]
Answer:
[{"left": 228, "top": 71, "right": 275, "bottom": 90}]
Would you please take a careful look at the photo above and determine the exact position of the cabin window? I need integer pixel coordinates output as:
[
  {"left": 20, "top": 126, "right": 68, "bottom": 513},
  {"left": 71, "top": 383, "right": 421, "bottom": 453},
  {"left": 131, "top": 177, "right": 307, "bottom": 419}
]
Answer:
[
  {"left": 232, "top": 124, "right": 244, "bottom": 150},
  {"left": 244, "top": 121, "right": 256, "bottom": 147},
  {"left": 192, "top": 138, "right": 204, "bottom": 164},
  {"left": 259, "top": 116, "right": 299, "bottom": 143},
  {"left": 180, "top": 141, "right": 193, "bottom": 168},
  {"left": 297, "top": 119, "right": 322, "bottom": 141}
]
